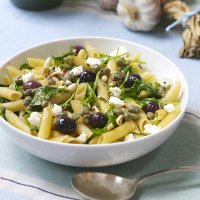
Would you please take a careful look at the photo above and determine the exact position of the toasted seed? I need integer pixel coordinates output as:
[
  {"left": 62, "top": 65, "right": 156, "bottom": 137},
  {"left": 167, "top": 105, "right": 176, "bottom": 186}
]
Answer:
[
  {"left": 67, "top": 83, "right": 77, "bottom": 92},
  {"left": 101, "top": 75, "right": 108, "bottom": 82},
  {"left": 139, "top": 90, "right": 150, "bottom": 99},
  {"left": 107, "top": 123, "right": 114, "bottom": 131},
  {"left": 92, "top": 106, "right": 99, "bottom": 113},
  {"left": 147, "top": 112, "right": 155, "bottom": 120},
  {"left": 41, "top": 100, "right": 48, "bottom": 107},
  {"left": 116, "top": 115, "right": 123, "bottom": 126}
]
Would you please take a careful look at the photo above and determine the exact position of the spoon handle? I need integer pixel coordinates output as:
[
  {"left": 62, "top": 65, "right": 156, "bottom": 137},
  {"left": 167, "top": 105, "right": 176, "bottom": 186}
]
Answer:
[{"left": 137, "top": 166, "right": 200, "bottom": 184}]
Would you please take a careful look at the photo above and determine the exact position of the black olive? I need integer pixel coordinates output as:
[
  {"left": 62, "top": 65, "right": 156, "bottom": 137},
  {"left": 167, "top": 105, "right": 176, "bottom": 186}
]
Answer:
[
  {"left": 55, "top": 116, "right": 76, "bottom": 134},
  {"left": 73, "top": 45, "right": 84, "bottom": 54},
  {"left": 24, "top": 80, "right": 42, "bottom": 90},
  {"left": 124, "top": 73, "right": 141, "bottom": 88},
  {"left": 143, "top": 102, "right": 159, "bottom": 113},
  {"left": 90, "top": 112, "right": 108, "bottom": 128},
  {"left": 80, "top": 70, "right": 96, "bottom": 83}
]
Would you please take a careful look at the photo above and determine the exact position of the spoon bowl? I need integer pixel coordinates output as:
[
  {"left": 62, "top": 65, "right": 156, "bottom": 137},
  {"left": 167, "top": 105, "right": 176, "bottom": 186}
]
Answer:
[
  {"left": 72, "top": 172, "right": 138, "bottom": 200},
  {"left": 72, "top": 166, "right": 200, "bottom": 200}
]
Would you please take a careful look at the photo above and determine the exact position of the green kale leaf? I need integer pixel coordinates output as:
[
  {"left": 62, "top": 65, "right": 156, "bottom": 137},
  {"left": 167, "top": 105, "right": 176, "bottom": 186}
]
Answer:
[
  {"left": 0, "top": 107, "right": 5, "bottom": 118},
  {"left": 20, "top": 63, "right": 33, "bottom": 70},
  {"left": 0, "top": 97, "right": 9, "bottom": 103},
  {"left": 29, "top": 86, "right": 66, "bottom": 111},
  {"left": 121, "top": 80, "right": 161, "bottom": 100},
  {"left": 53, "top": 52, "right": 75, "bottom": 66},
  {"left": 84, "top": 83, "right": 97, "bottom": 108}
]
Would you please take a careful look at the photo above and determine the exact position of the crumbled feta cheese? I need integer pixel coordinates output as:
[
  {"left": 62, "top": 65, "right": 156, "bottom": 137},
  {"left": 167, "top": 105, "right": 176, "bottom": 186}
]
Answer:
[
  {"left": 28, "top": 112, "right": 41, "bottom": 127},
  {"left": 52, "top": 104, "right": 62, "bottom": 116},
  {"left": 109, "top": 96, "right": 124, "bottom": 107},
  {"left": 70, "top": 65, "right": 83, "bottom": 76},
  {"left": 144, "top": 124, "right": 161, "bottom": 134},
  {"left": 163, "top": 104, "right": 175, "bottom": 113},
  {"left": 65, "top": 80, "right": 72, "bottom": 86},
  {"left": 54, "top": 67, "right": 62, "bottom": 74},
  {"left": 86, "top": 57, "right": 101, "bottom": 67},
  {"left": 77, "top": 132, "right": 87, "bottom": 143},
  {"left": 124, "top": 133, "right": 134, "bottom": 142},
  {"left": 109, "top": 87, "right": 121, "bottom": 97},
  {"left": 160, "top": 77, "right": 172, "bottom": 88},
  {"left": 44, "top": 57, "right": 53, "bottom": 67},
  {"left": 110, "top": 46, "right": 127, "bottom": 57},
  {"left": 22, "top": 72, "right": 33, "bottom": 83}
]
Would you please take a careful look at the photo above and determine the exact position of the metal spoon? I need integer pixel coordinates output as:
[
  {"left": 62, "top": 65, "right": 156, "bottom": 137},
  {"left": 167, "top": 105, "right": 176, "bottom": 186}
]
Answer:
[{"left": 72, "top": 166, "right": 200, "bottom": 200}]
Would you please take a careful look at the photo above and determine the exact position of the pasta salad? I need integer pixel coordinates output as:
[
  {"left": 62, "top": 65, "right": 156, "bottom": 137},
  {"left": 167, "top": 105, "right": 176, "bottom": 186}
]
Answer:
[{"left": 0, "top": 44, "right": 181, "bottom": 144}]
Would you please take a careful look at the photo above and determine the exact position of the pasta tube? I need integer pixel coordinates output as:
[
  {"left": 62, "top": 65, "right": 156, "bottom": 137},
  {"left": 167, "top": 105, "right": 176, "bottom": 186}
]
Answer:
[
  {"left": 38, "top": 105, "right": 53, "bottom": 139},
  {"left": 0, "top": 87, "right": 22, "bottom": 101},
  {"left": 5, "top": 110, "right": 31, "bottom": 134},
  {"left": 98, "top": 121, "right": 135, "bottom": 144}
]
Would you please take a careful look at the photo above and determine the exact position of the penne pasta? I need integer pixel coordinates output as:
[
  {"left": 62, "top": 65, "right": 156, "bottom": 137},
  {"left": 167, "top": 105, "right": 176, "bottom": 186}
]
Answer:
[
  {"left": 97, "top": 121, "right": 135, "bottom": 144},
  {"left": 27, "top": 57, "right": 45, "bottom": 68},
  {"left": 159, "top": 105, "right": 181, "bottom": 128},
  {"left": 97, "top": 80, "right": 109, "bottom": 101},
  {"left": 74, "top": 83, "right": 87, "bottom": 103},
  {"left": 38, "top": 105, "right": 53, "bottom": 139},
  {"left": 0, "top": 100, "right": 26, "bottom": 112},
  {"left": 0, "top": 87, "right": 22, "bottom": 101},
  {"left": 5, "top": 110, "right": 31, "bottom": 134},
  {"left": 164, "top": 80, "right": 181, "bottom": 102}
]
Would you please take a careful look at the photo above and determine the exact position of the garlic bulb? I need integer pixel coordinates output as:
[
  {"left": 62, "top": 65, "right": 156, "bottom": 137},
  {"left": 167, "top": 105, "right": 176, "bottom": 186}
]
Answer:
[{"left": 117, "top": 0, "right": 161, "bottom": 32}]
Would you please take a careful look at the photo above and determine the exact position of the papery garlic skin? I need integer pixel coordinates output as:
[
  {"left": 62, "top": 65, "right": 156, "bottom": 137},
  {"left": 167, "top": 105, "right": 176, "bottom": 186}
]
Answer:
[{"left": 117, "top": 0, "right": 161, "bottom": 32}]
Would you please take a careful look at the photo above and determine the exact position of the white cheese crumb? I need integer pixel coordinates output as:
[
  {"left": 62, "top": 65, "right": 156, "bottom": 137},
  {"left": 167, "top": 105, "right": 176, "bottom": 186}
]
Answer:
[
  {"left": 77, "top": 132, "right": 87, "bottom": 143},
  {"left": 28, "top": 112, "right": 41, "bottom": 127},
  {"left": 109, "top": 96, "right": 124, "bottom": 107},
  {"left": 110, "top": 46, "right": 127, "bottom": 57},
  {"left": 144, "top": 124, "right": 161, "bottom": 134},
  {"left": 52, "top": 104, "right": 62, "bottom": 116},
  {"left": 22, "top": 72, "right": 33, "bottom": 83},
  {"left": 124, "top": 133, "right": 134, "bottom": 142},
  {"left": 86, "top": 57, "right": 101, "bottom": 67},
  {"left": 44, "top": 57, "right": 53, "bottom": 67},
  {"left": 109, "top": 87, "right": 122, "bottom": 97},
  {"left": 163, "top": 104, "right": 175, "bottom": 113},
  {"left": 160, "top": 77, "right": 172, "bottom": 88},
  {"left": 70, "top": 65, "right": 83, "bottom": 76}
]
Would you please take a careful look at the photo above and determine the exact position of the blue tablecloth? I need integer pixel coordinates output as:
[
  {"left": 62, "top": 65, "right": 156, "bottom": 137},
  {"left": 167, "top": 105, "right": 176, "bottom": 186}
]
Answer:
[{"left": 0, "top": 0, "right": 200, "bottom": 199}]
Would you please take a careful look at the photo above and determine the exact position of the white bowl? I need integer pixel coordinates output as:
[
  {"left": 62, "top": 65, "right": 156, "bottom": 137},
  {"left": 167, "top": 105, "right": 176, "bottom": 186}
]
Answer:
[{"left": 0, "top": 37, "right": 188, "bottom": 167}]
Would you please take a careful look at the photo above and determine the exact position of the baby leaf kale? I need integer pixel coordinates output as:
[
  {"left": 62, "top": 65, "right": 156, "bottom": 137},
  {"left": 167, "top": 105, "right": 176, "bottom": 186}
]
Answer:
[
  {"left": 29, "top": 86, "right": 66, "bottom": 111},
  {"left": 84, "top": 83, "right": 97, "bottom": 108},
  {"left": 121, "top": 80, "right": 161, "bottom": 100},
  {"left": 53, "top": 51, "right": 75, "bottom": 66},
  {"left": 0, "top": 97, "right": 9, "bottom": 103},
  {"left": 20, "top": 63, "right": 33, "bottom": 70},
  {"left": 0, "top": 107, "right": 5, "bottom": 118}
]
